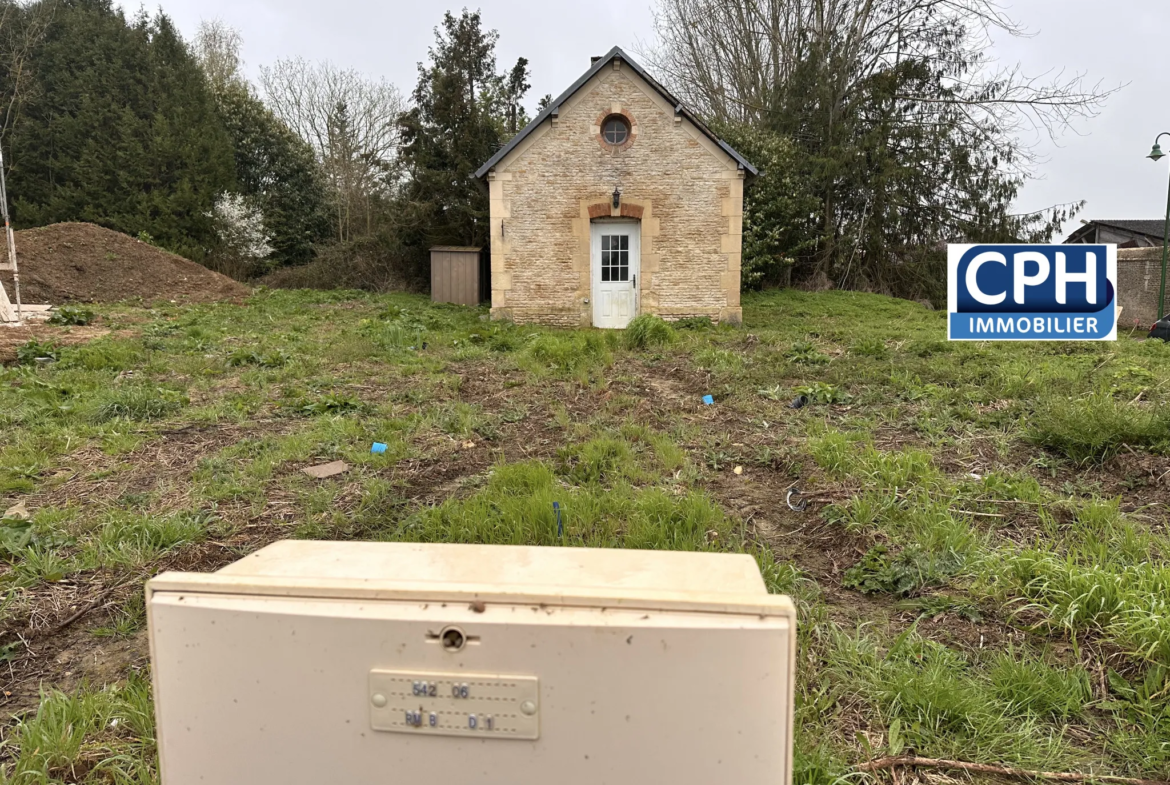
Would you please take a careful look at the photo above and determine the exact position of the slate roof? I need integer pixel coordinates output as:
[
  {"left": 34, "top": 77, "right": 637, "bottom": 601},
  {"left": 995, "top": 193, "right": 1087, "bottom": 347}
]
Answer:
[
  {"left": 1066, "top": 219, "right": 1167, "bottom": 242},
  {"left": 474, "top": 46, "right": 758, "bottom": 179}
]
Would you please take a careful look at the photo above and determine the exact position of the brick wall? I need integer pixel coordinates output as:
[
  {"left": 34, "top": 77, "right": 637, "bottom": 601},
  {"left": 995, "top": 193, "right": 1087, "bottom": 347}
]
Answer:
[
  {"left": 1117, "top": 247, "right": 1167, "bottom": 329},
  {"left": 485, "top": 60, "right": 744, "bottom": 327}
]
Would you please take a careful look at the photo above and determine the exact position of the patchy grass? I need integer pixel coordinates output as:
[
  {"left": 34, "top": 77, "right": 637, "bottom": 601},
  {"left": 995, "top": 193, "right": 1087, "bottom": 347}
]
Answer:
[
  {"left": 1028, "top": 393, "right": 1170, "bottom": 463},
  {"left": 2, "top": 288, "right": 1170, "bottom": 781}
]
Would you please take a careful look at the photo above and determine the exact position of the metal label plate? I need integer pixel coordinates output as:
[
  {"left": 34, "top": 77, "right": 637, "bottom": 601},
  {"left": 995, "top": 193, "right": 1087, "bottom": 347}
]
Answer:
[{"left": 369, "top": 670, "right": 540, "bottom": 740}]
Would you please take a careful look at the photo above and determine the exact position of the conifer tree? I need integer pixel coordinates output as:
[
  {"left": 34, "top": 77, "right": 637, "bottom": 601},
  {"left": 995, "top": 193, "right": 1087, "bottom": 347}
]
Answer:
[
  {"left": 398, "top": 10, "right": 531, "bottom": 252},
  {"left": 5, "top": 0, "right": 235, "bottom": 259}
]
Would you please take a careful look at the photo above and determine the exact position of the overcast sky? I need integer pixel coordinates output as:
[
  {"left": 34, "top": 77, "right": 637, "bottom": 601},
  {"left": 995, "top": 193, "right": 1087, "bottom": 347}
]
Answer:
[{"left": 119, "top": 0, "right": 1170, "bottom": 239}]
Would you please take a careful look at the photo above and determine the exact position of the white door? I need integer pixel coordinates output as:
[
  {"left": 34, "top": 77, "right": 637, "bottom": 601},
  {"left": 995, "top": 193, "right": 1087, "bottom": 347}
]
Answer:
[{"left": 591, "top": 220, "right": 640, "bottom": 329}]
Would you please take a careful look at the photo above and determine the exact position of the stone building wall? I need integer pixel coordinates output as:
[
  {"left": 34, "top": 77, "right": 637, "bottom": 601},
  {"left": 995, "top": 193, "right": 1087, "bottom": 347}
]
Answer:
[
  {"left": 485, "top": 59, "right": 745, "bottom": 326},
  {"left": 1117, "top": 247, "right": 1167, "bottom": 329}
]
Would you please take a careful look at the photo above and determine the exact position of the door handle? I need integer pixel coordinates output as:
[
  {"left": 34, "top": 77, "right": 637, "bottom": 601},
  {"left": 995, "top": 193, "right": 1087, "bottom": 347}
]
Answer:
[{"left": 633, "top": 274, "right": 637, "bottom": 288}]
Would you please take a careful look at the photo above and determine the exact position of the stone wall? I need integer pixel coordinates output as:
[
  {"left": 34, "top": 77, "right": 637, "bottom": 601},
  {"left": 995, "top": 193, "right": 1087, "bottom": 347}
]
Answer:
[
  {"left": 1118, "top": 247, "right": 1167, "bottom": 329},
  {"left": 485, "top": 59, "right": 744, "bottom": 326}
]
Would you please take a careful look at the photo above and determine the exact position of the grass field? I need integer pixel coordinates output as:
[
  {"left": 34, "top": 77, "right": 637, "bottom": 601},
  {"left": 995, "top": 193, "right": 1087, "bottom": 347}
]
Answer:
[{"left": 2, "top": 289, "right": 1169, "bottom": 783}]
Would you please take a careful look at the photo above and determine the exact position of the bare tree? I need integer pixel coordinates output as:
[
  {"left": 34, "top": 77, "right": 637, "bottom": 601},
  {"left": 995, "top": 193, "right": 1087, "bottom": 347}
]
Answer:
[
  {"left": 192, "top": 18, "right": 245, "bottom": 95},
  {"left": 260, "top": 58, "right": 404, "bottom": 243},
  {"left": 0, "top": 0, "right": 50, "bottom": 143},
  {"left": 642, "top": 0, "right": 1118, "bottom": 158},
  {"left": 640, "top": 0, "right": 1120, "bottom": 296}
]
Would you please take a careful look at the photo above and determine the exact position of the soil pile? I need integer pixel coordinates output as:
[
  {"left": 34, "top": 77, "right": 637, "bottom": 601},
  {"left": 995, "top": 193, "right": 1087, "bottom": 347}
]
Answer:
[{"left": 0, "top": 223, "right": 249, "bottom": 304}]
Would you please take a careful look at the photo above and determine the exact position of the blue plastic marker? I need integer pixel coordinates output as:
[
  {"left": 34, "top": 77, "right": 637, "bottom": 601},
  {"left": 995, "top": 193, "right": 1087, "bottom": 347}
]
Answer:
[
  {"left": 703, "top": 395, "right": 715, "bottom": 406},
  {"left": 371, "top": 442, "right": 388, "bottom": 454},
  {"left": 553, "top": 502, "right": 563, "bottom": 538}
]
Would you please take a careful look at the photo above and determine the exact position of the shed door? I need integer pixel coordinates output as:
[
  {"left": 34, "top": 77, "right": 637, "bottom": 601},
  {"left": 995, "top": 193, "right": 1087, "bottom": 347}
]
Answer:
[{"left": 591, "top": 220, "right": 640, "bottom": 329}]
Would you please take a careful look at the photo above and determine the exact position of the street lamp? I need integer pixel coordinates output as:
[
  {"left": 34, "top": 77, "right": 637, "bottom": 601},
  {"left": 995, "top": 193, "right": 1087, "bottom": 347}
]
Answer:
[{"left": 1148, "top": 133, "right": 1170, "bottom": 320}]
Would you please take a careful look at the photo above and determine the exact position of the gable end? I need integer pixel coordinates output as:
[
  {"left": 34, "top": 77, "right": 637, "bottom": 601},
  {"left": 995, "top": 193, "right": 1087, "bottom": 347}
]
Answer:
[{"left": 475, "top": 46, "right": 757, "bottom": 179}]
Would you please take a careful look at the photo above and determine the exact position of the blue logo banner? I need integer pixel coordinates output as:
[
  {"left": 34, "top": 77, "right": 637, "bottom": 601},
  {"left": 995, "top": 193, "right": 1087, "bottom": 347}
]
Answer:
[{"left": 948, "top": 244, "right": 1117, "bottom": 341}]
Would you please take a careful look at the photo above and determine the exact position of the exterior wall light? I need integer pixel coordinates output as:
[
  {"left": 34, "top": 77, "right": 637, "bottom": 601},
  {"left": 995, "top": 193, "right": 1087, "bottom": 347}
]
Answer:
[{"left": 1147, "top": 133, "right": 1170, "bottom": 318}]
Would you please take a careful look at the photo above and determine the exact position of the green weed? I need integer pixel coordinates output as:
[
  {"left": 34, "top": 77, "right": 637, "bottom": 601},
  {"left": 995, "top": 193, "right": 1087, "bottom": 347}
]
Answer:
[
  {"left": 844, "top": 544, "right": 964, "bottom": 596},
  {"left": 794, "top": 382, "right": 850, "bottom": 405},
  {"left": 1, "top": 675, "right": 157, "bottom": 782},
  {"left": 93, "top": 386, "right": 186, "bottom": 422},
  {"left": 524, "top": 332, "right": 612, "bottom": 377},
  {"left": 16, "top": 338, "right": 60, "bottom": 365},
  {"left": 293, "top": 393, "right": 363, "bottom": 417},
  {"left": 788, "top": 340, "right": 830, "bottom": 365},
  {"left": 823, "top": 628, "right": 1078, "bottom": 767},
  {"left": 48, "top": 305, "right": 96, "bottom": 326},
  {"left": 228, "top": 347, "right": 291, "bottom": 367},
  {"left": 899, "top": 594, "right": 983, "bottom": 622},
  {"left": 624, "top": 314, "right": 676, "bottom": 349},
  {"left": 989, "top": 653, "right": 1091, "bottom": 719},
  {"left": 850, "top": 337, "right": 889, "bottom": 358},
  {"left": 92, "top": 510, "right": 212, "bottom": 568},
  {"left": 1028, "top": 394, "right": 1170, "bottom": 463},
  {"left": 674, "top": 316, "right": 713, "bottom": 330}
]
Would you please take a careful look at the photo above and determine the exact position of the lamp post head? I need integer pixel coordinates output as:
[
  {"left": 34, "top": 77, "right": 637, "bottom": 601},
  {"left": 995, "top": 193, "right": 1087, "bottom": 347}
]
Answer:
[{"left": 1150, "top": 143, "right": 1166, "bottom": 162}]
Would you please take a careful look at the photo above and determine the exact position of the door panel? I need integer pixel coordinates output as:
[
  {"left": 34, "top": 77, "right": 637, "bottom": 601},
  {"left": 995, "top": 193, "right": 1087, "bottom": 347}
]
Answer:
[{"left": 591, "top": 222, "right": 640, "bottom": 329}]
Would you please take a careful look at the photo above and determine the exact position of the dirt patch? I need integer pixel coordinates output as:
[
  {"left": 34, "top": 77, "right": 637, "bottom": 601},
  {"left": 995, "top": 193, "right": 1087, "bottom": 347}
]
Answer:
[
  {"left": 0, "top": 323, "right": 113, "bottom": 364},
  {"left": 1, "top": 223, "right": 249, "bottom": 305}
]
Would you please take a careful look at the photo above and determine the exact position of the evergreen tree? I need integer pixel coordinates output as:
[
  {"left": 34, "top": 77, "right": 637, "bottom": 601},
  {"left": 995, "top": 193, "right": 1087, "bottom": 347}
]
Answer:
[
  {"left": 398, "top": 10, "right": 531, "bottom": 254},
  {"left": 216, "top": 85, "right": 329, "bottom": 268},
  {"left": 503, "top": 57, "right": 531, "bottom": 135},
  {"left": 714, "top": 124, "right": 819, "bottom": 288},
  {"left": 5, "top": 0, "right": 235, "bottom": 259},
  {"left": 194, "top": 21, "right": 330, "bottom": 268}
]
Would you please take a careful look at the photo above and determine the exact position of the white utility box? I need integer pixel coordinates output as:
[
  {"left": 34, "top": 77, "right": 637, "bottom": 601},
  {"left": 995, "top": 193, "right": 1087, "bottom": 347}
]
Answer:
[{"left": 147, "top": 541, "right": 796, "bottom": 784}]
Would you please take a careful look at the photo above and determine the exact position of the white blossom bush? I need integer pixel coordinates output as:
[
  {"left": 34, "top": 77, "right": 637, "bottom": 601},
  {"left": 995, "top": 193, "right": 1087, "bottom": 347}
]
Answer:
[{"left": 209, "top": 193, "right": 274, "bottom": 271}]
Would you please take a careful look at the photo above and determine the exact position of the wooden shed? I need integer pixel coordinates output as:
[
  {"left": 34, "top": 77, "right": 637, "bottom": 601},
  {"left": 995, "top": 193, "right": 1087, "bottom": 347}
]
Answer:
[{"left": 430, "top": 246, "right": 486, "bottom": 306}]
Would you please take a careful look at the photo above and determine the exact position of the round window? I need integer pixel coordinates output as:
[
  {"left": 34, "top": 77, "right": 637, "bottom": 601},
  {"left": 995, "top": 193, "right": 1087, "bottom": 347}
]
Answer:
[{"left": 602, "top": 115, "right": 630, "bottom": 146}]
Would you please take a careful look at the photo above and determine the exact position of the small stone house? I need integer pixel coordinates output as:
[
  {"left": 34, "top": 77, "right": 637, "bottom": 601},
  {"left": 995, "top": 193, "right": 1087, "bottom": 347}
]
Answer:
[{"left": 475, "top": 46, "right": 757, "bottom": 328}]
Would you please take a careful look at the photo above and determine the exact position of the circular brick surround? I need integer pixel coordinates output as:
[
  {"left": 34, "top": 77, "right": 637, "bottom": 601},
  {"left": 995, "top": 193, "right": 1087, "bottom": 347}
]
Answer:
[{"left": 595, "top": 108, "right": 638, "bottom": 152}]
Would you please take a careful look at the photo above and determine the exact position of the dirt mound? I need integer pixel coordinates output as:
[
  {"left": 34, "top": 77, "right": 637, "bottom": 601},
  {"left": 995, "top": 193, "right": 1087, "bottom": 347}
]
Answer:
[{"left": 0, "top": 223, "right": 249, "bottom": 305}]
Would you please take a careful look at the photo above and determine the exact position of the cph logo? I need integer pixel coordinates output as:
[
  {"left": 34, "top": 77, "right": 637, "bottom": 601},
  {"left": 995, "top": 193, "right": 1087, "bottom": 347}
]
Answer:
[{"left": 948, "top": 244, "right": 1117, "bottom": 341}]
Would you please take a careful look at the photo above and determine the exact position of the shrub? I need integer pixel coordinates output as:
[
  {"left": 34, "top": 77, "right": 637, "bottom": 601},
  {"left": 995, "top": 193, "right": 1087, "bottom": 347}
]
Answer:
[
  {"left": 624, "top": 315, "right": 675, "bottom": 349},
  {"left": 256, "top": 235, "right": 426, "bottom": 291}
]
